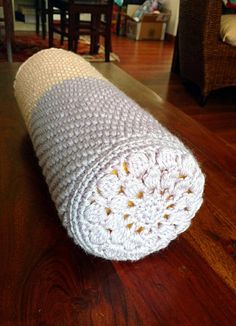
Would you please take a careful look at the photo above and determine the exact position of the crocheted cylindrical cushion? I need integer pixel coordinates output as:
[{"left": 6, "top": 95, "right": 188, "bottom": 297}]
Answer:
[{"left": 14, "top": 49, "right": 205, "bottom": 261}]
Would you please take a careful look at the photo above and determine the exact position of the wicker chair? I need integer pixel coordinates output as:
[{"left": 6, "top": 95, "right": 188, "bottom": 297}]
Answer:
[{"left": 172, "top": 0, "right": 236, "bottom": 104}]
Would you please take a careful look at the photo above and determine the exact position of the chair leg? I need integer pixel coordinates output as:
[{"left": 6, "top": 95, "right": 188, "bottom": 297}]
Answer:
[
  {"left": 105, "top": 8, "right": 113, "bottom": 62},
  {"left": 171, "top": 30, "right": 180, "bottom": 74},
  {"left": 35, "top": 0, "right": 40, "bottom": 35},
  {"left": 60, "top": 10, "right": 66, "bottom": 45},
  {"left": 48, "top": 1, "right": 54, "bottom": 47},
  {"left": 41, "top": 0, "right": 47, "bottom": 39},
  {"left": 73, "top": 28, "right": 79, "bottom": 53},
  {"left": 199, "top": 93, "right": 208, "bottom": 106},
  {"left": 6, "top": 39, "right": 13, "bottom": 63},
  {"left": 73, "top": 13, "right": 80, "bottom": 53},
  {"left": 104, "top": 22, "right": 111, "bottom": 62},
  {"left": 3, "top": 0, "right": 14, "bottom": 62},
  {"left": 90, "top": 33, "right": 99, "bottom": 54},
  {"left": 90, "top": 14, "right": 99, "bottom": 54},
  {"left": 94, "top": 40, "right": 100, "bottom": 54},
  {"left": 104, "top": 35, "right": 111, "bottom": 62},
  {"left": 68, "top": 9, "right": 74, "bottom": 51}
]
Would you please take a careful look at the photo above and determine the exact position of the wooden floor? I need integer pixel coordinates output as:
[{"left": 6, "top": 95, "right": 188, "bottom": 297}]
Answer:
[
  {"left": 1, "top": 36, "right": 236, "bottom": 325},
  {"left": 112, "top": 35, "right": 236, "bottom": 151}
]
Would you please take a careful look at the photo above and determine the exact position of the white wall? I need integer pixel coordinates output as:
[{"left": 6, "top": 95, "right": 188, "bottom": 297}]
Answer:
[{"left": 164, "top": 0, "right": 179, "bottom": 36}]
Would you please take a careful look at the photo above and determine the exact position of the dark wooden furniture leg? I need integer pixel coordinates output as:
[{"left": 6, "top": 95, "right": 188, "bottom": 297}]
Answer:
[
  {"left": 47, "top": 0, "right": 113, "bottom": 61},
  {"left": 68, "top": 6, "right": 74, "bottom": 51},
  {"left": 60, "top": 10, "right": 67, "bottom": 45},
  {"left": 48, "top": 0, "right": 54, "bottom": 47},
  {"left": 90, "top": 13, "right": 99, "bottom": 54},
  {"left": 171, "top": 31, "right": 180, "bottom": 74},
  {"left": 41, "top": 0, "right": 47, "bottom": 39},
  {"left": 3, "top": 0, "right": 14, "bottom": 63},
  {"left": 35, "top": 0, "right": 40, "bottom": 35},
  {"left": 35, "top": 0, "right": 47, "bottom": 39},
  {"left": 105, "top": 10, "right": 112, "bottom": 62}
]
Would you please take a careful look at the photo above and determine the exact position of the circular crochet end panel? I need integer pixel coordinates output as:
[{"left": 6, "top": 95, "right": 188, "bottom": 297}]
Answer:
[{"left": 69, "top": 148, "right": 205, "bottom": 261}]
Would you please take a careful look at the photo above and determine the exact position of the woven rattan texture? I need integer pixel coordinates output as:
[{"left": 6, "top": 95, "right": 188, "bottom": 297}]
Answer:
[{"left": 178, "top": 0, "right": 236, "bottom": 97}]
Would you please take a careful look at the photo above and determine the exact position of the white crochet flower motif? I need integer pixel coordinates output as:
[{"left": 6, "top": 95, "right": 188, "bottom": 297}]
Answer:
[{"left": 82, "top": 148, "right": 204, "bottom": 260}]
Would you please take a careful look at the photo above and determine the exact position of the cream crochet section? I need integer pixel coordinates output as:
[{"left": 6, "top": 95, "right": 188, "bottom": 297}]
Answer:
[{"left": 14, "top": 48, "right": 205, "bottom": 261}]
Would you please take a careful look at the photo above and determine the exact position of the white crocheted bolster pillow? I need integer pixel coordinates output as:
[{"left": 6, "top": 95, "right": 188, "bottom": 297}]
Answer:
[{"left": 14, "top": 48, "right": 205, "bottom": 261}]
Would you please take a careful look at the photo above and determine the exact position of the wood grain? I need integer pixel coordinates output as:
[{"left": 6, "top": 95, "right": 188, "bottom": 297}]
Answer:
[
  {"left": 95, "top": 63, "right": 236, "bottom": 293},
  {"left": 0, "top": 63, "right": 236, "bottom": 325},
  {"left": 111, "top": 36, "right": 236, "bottom": 151}
]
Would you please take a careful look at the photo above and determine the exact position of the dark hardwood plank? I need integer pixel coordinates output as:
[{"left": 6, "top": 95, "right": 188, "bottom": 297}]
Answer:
[
  {"left": 95, "top": 63, "right": 236, "bottom": 293},
  {"left": 114, "top": 238, "right": 236, "bottom": 326},
  {"left": 111, "top": 36, "right": 236, "bottom": 150},
  {"left": 1, "top": 60, "right": 236, "bottom": 325},
  {"left": 193, "top": 112, "right": 236, "bottom": 150}
]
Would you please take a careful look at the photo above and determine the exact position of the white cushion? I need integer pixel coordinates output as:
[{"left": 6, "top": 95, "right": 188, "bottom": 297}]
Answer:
[{"left": 221, "top": 15, "right": 236, "bottom": 46}]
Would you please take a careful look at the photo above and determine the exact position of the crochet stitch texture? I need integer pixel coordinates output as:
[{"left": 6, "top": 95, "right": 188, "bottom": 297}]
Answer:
[{"left": 14, "top": 48, "right": 205, "bottom": 261}]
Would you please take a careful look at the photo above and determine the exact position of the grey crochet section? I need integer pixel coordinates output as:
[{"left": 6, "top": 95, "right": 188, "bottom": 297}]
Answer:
[{"left": 28, "top": 76, "right": 204, "bottom": 260}]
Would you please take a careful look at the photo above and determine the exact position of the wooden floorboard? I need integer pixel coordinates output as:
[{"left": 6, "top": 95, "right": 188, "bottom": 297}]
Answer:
[
  {"left": 1, "top": 35, "right": 236, "bottom": 324},
  {"left": 1, "top": 62, "right": 236, "bottom": 325},
  {"left": 112, "top": 35, "right": 236, "bottom": 149}
]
